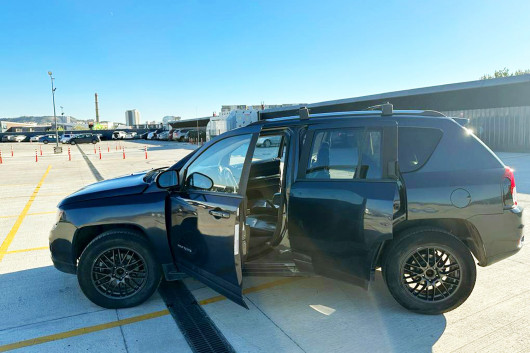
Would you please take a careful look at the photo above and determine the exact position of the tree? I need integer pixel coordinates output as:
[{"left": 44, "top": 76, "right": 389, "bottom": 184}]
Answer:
[{"left": 481, "top": 68, "right": 530, "bottom": 80}]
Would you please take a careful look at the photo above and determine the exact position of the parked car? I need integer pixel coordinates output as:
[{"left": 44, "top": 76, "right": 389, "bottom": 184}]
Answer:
[
  {"left": 157, "top": 131, "right": 170, "bottom": 141},
  {"left": 174, "top": 129, "right": 191, "bottom": 142},
  {"left": 1, "top": 135, "right": 16, "bottom": 142},
  {"left": 112, "top": 131, "right": 127, "bottom": 140},
  {"left": 68, "top": 133, "right": 100, "bottom": 145},
  {"left": 139, "top": 131, "right": 150, "bottom": 140},
  {"left": 39, "top": 134, "right": 58, "bottom": 144},
  {"left": 50, "top": 105, "right": 523, "bottom": 315},
  {"left": 14, "top": 135, "right": 27, "bottom": 142},
  {"left": 147, "top": 129, "right": 162, "bottom": 140},
  {"left": 60, "top": 134, "right": 75, "bottom": 144},
  {"left": 30, "top": 135, "right": 43, "bottom": 142},
  {"left": 124, "top": 132, "right": 137, "bottom": 139},
  {"left": 256, "top": 134, "right": 282, "bottom": 148}
]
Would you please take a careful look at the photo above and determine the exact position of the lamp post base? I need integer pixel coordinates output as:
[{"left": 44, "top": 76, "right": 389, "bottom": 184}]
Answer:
[{"left": 54, "top": 146, "right": 63, "bottom": 154}]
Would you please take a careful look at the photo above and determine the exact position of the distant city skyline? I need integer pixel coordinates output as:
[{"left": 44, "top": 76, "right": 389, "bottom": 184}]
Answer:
[{"left": 1, "top": 1, "right": 529, "bottom": 122}]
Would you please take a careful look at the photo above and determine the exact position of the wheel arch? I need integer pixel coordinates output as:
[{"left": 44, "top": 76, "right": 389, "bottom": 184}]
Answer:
[
  {"left": 375, "top": 218, "right": 487, "bottom": 268},
  {"left": 72, "top": 224, "right": 150, "bottom": 264}
]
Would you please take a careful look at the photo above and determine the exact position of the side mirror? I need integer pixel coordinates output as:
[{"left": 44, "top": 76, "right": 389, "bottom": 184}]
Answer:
[
  {"left": 187, "top": 172, "right": 214, "bottom": 191},
  {"left": 156, "top": 170, "right": 179, "bottom": 189}
]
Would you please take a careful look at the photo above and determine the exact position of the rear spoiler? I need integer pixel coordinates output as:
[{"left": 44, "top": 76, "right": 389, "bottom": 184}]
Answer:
[{"left": 451, "top": 117, "right": 469, "bottom": 127}]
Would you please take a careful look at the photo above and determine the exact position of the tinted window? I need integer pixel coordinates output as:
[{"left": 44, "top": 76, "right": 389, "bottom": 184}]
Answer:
[
  {"left": 253, "top": 135, "right": 283, "bottom": 161},
  {"left": 185, "top": 134, "right": 252, "bottom": 194},
  {"left": 305, "top": 128, "right": 382, "bottom": 179},
  {"left": 398, "top": 127, "right": 443, "bottom": 173}
]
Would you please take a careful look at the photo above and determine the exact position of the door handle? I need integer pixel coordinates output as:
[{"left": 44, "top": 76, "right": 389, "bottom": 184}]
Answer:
[{"left": 209, "top": 209, "right": 230, "bottom": 219}]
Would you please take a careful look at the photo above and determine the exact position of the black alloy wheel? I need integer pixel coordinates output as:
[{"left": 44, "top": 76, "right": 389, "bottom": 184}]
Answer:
[
  {"left": 91, "top": 247, "right": 147, "bottom": 299},
  {"left": 383, "top": 227, "right": 476, "bottom": 314},
  {"left": 400, "top": 246, "right": 461, "bottom": 302},
  {"left": 77, "top": 229, "right": 162, "bottom": 308}
]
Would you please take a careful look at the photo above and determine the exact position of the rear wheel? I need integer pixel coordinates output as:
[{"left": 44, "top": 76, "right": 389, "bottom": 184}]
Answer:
[
  {"left": 77, "top": 229, "right": 162, "bottom": 308},
  {"left": 70, "top": 140, "right": 76, "bottom": 145},
  {"left": 43, "top": 140, "right": 49, "bottom": 144},
  {"left": 383, "top": 227, "right": 476, "bottom": 315},
  {"left": 92, "top": 140, "right": 98, "bottom": 144}
]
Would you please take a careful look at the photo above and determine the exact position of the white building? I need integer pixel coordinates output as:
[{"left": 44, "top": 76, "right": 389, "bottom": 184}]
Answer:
[{"left": 125, "top": 109, "right": 141, "bottom": 126}]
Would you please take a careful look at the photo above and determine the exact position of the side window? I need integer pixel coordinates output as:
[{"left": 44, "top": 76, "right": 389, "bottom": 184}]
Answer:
[
  {"left": 253, "top": 135, "right": 283, "bottom": 162},
  {"left": 304, "top": 128, "right": 382, "bottom": 180},
  {"left": 185, "top": 134, "right": 252, "bottom": 194},
  {"left": 398, "top": 127, "right": 443, "bottom": 173}
]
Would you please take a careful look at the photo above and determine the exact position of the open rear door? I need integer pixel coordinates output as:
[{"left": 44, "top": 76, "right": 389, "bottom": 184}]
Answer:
[
  {"left": 168, "top": 131, "right": 258, "bottom": 308},
  {"left": 288, "top": 119, "right": 399, "bottom": 287}
]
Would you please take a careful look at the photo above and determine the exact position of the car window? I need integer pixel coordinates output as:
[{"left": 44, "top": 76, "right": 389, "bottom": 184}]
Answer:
[
  {"left": 253, "top": 135, "right": 283, "bottom": 162},
  {"left": 304, "top": 128, "right": 382, "bottom": 179},
  {"left": 185, "top": 134, "right": 252, "bottom": 194},
  {"left": 398, "top": 127, "right": 443, "bottom": 173}
]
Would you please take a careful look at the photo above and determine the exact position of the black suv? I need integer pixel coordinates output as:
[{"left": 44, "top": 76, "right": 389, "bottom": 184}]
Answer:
[{"left": 50, "top": 105, "right": 524, "bottom": 315}]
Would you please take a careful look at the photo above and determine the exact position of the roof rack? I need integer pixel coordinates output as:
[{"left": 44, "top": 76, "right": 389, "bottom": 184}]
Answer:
[
  {"left": 299, "top": 107, "right": 310, "bottom": 120},
  {"left": 365, "top": 102, "right": 393, "bottom": 116}
]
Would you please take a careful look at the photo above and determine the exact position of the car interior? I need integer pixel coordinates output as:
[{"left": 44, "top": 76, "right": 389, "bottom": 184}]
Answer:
[{"left": 245, "top": 133, "right": 288, "bottom": 258}]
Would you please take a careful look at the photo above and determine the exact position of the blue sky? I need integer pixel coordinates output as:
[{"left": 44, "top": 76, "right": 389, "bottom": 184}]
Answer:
[{"left": 1, "top": 0, "right": 529, "bottom": 122}]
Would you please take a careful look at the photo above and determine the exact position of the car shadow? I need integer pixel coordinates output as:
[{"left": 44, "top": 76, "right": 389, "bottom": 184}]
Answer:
[{"left": 189, "top": 272, "right": 447, "bottom": 353}]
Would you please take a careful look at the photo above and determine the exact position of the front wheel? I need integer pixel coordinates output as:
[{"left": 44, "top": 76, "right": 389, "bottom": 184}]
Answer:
[
  {"left": 77, "top": 229, "right": 162, "bottom": 309},
  {"left": 383, "top": 228, "right": 476, "bottom": 315},
  {"left": 70, "top": 140, "right": 76, "bottom": 145},
  {"left": 43, "top": 140, "right": 49, "bottom": 144},
  {"left": 92, "top": 140, "right": 98, "bottom": 144}
]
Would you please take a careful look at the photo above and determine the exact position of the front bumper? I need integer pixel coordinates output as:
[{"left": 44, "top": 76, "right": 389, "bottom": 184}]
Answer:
[{"left": 49, "top": 220, "right": 78, "bottom": 274}]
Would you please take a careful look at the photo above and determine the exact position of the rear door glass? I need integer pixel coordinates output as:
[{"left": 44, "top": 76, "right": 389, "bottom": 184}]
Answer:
[
  {"left": 398, "top": 127, "right": 443, "bottom": 173},
  {"left": 304, "top": 128, "right": 382, "bottom": 179}
]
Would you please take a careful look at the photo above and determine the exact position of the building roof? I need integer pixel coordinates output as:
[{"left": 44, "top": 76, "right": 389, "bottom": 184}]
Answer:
[{"left": 259, "top": 74, "right": 530, "bottom": 119}]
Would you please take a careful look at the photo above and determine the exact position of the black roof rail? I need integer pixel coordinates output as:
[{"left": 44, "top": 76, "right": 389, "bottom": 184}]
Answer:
[{"left": 415, "top": 110, "right": 447, "bottom": 117}]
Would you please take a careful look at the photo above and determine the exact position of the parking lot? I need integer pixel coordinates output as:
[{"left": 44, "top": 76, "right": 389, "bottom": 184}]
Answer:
[{"left": 0, "top": 140, "right": 529, "bottom": 353}]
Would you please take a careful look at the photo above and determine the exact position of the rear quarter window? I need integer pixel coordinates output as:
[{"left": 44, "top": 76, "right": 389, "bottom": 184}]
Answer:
[{"left": 398, "top": 127, "right": 443, "bottom": 173}]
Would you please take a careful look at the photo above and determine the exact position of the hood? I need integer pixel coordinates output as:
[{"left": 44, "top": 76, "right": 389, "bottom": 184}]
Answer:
[{"left": 59, "top": 171, "right": 150, "bottom": 206}]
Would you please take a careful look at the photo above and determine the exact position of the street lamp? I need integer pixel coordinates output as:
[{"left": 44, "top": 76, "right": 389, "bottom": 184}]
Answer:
[{"left": 48, "top": 71, "right": 61, "bottom": 153}]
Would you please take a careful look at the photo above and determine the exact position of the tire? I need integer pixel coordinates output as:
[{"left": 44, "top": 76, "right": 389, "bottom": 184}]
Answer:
[
  {"left": 92, "top": 140, "right": 97, "bottom": 144},
  {"left": 77, "top": 229, "right": 162, "bottom": 309},
  {"left": 382, "top": 227, "right": 476, "bottom": 315},
  {"left": 43, "top": 140, "right": 49, "bottom": 144},
  {"left": 70, "top": 140, "right": 76, "bottom": 145},
  {"left": 263, "top": 139, "right": 271, "bottom": 148}
]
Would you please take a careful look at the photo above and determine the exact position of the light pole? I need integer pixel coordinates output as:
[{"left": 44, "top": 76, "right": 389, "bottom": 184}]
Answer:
[{"left": 48, "top": 71, "right": 61, "bottom": 152}]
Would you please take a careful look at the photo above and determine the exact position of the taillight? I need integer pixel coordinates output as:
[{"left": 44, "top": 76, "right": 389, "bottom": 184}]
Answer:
[{"left": 503, "top": 167, "right": 517, "bottom": 207}]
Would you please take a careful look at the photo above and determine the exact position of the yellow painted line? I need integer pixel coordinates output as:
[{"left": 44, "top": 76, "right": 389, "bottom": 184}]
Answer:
[
  {"left": 1, "top": 193, "right": 66, "bottom": 199},
  {"left": 5, "top": 246, "right": 49, "bottom": 254},
  {"left": 0, "top": 277, "right": 301, "bottom": 352},
  {"left": 0, "top": 211, "right": 56, "bottom": 219},
  {"left": 0, "top": 165, "right": 52, "bottom": 262}
]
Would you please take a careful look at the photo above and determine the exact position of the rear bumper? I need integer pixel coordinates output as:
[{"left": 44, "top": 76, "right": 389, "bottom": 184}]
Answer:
[{"left": 469, "top": 205, "right": 524, "bottom": 266}]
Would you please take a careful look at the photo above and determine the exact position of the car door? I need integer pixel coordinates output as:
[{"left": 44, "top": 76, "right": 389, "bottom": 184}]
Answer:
[
  {"left": 168, "top": 130, "right": 259, "bottom": 308},
  {"left": 288, "top": 119, "right": 399, "bottom": 288}
]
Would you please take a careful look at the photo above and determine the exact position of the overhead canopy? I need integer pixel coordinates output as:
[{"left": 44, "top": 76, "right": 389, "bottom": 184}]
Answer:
[
  {"left": 168, "top": 117, "right": 211, "bottom": 129},
  {"left": 259, "top": 74, "right": 530, "bottom": 119}
]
